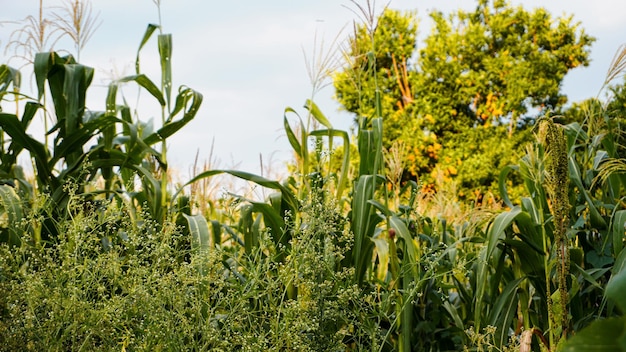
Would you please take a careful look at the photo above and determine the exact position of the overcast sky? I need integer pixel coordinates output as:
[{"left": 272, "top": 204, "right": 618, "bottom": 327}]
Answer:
[{"left": 1, "top": 1, "right": 625, "bottom": 180}]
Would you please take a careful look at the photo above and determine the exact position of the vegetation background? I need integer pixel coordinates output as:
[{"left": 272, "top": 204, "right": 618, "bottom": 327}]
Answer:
[{"left": 1, "top": 1, "right": 626, "bottom": 351}]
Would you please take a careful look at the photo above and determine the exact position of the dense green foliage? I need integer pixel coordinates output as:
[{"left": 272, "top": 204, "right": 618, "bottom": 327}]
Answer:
[
  {"left": 1, "top": 1, "right": 626, "bottom": 351},
  {"left": 334, "top": 0, "right": 594, "bottom": 197}
]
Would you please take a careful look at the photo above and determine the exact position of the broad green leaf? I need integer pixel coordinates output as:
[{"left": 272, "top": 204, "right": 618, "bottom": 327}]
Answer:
[
  {"left": 475, "top": 206, "right": 522, "bottom": 331},
  {"left": 34, "top": 52, "right": 52, "bottom": 100},
  {"left": 0, "top": 113, "right": 53, "bottom": 186},
  {"left": 210, "top": 220, "right": 222, "bottom": 247},
  {"left": 606, "top": 254, "right": 626, "bottom": 313},
  {"left": 158, "top": 34, "right": 173, "bottom": 108},
  {"left": 62, "top": 64, "right": 94, "bottom": 138},
  {"left": 351, "top": 175, "right": 381, "bottom": 283},
  {"left": 183, "top": 213, "right": 210, "bottom": 276},
  {"left": 390, "top": 215, "right": 418, "bottom": 277},
  {"left": 106, "top": 82, "right": 118, "bottom": 115},
  {"left": 487, "top": 207, "right": 522, "bottom": 259},
  {"left": 442, "top": 300, "right": 464, "bottom": 332},
  {"left": 249, "top": 202, "right": 287, "bottom": 250},
  {"left": 372, "top": 118, "right": 383, "bottom": 176},
  {"left": 20, "top": 101, "right": 40, "bottom": 129},
  {"left": 559, "top": 317, "right": 626, "bottom": 352},
  {"left": 183, "top": 213, "right": 210, "bottom": 254},
  {"left": 51, "top": 114, "right": 117, "bottom": 165},
  {"left": 239, "top": 204, "right": 257, "bottom": 255}
]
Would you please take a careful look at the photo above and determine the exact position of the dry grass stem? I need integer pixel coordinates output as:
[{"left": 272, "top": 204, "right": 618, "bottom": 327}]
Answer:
[
  {"left": 303, "top": 29, "right": 343, "bottom": 97},
  {"left": 4, "top": 0, "right": 63, "bottom": 66},
  {"left": 50, "top": 0, "right": 101, "bottom": 60},
  {"left": 604, "top": 43, "right": 626, "bottom": 87}
]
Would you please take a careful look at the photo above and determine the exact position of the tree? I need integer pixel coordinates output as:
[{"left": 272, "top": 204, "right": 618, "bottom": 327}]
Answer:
[{"left": 333, "top": 0, "right": 594, "bottom": 197}]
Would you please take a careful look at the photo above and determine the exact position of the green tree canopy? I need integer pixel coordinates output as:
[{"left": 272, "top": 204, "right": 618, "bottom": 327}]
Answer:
[{"left": 333, "top": 0, "right": 594, "bottom": 197}]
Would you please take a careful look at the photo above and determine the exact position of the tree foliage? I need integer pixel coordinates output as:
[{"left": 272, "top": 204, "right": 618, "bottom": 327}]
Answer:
[{"left": 334, "top": 0, "right": 594, "bottom": 197}]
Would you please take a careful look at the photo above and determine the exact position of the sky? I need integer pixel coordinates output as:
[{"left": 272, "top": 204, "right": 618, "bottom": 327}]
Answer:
[{"left": 1, "top": 1, "right": 625, "bottom": 181}]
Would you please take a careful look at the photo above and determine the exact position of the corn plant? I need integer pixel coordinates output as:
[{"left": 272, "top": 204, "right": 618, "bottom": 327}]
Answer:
[
  {"left": 0, "top": 3, "right": 202, "bottom": 245},
  {"left": 475, "top": 104, "right": 626, "bottom": 350}
]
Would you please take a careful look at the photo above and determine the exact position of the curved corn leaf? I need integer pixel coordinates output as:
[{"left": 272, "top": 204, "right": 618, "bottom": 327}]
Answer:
[
  {"left": 51, "top": 113, "right": 117, "bottom": 165},
  {"left": 498, "top": 165, "right": 518, "bottom": 209},
  {"left": 283, "top": 107, "right": 302, "bottom": 157},
  {"left": 118, "top": 74, "right": 165, "bottom": 107},
  {"left": 0, "top": 113, "right": 53, "bottom": 186},
  {"left": 0, "top": 64, "right": 21, "bottom": 97},
  {"left": 144, "top": 87, "right": 203, "bottom": 145},
  {"left": 389, "top": 215, "right": 418, "bottom": 274},
  {"left": 136, "top": 23, "right": 160, "bottom": 73},
  {"left": 174, "top": 169, "right": 298, "bottom": 214},
  {"left": 183, "top": 213, "right": 211, "bottom": 255},
  {"left": 304, "top": 99, "right": 332, "bottom": 129}
]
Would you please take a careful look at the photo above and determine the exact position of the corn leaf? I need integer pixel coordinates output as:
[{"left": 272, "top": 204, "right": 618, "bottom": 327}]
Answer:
[
  {"left": 136, "top": 23, "right": 160, "bottom": 73},
  {"left": 475, "top": 206, "right": 522, "bottom": 331},
  {"left": 569, "top": 156, "right": 607, "bottom": 229},
  {"left": 611, "top": 210, "right": 626, "bottom": 258},
  {"left": 560, "top": 317, "right": 626, "bottom": 352},
  {"left": 158, "top": 34, "right": 173, "bottom": 108},
  {"left": 0, "top": 64, "right": 21, "bottom": 96},
  {"left": 351, "top": 175, "right": 382, "bottom": 283},
  {"left": 183, "top": 213, "right": 210, "bottom": 254},
  {"left": 0, "top": 113, "right": 53, "bottom": 186},
  {"left": 283, "top": 108, "right": 302, "bottom": 158},
  {"left": 489, "top": 277, "right": 523, "bottom": 348},
  {"left": 118, "top": 74, "right": 165, "bottom": 107},
  {"left": 371, "top": 232, "right": 390, "bottom": 282},
  {"left": 144, "top": 87, "right": 203, "bottom": 145},
  {"left": 175, "top": 169, "right": 299, "bottom": 214},
  {"left": 304, "top": 99, "right": 332, "bottom": 129},
  {"left": 390, "top": 215, "right": 418, "bottom": 277}
]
